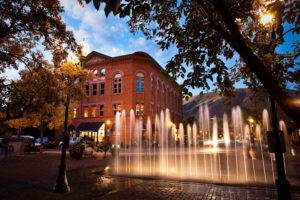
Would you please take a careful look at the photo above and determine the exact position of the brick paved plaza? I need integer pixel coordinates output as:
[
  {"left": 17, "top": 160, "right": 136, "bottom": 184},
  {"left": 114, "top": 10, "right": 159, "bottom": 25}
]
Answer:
[{"left": 0, "top": 152, "right": 299, "bottom": 200}]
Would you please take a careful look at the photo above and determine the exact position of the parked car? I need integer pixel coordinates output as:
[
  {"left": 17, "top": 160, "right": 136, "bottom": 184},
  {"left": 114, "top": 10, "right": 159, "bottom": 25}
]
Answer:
[
  {"left": 59, "top": 137, "right": 82, "bottom": 149},
  {"left": 35, "top": 137, "right": 56, "bottom": 149},
  {"left": 11, "top": 135, "right": 36, "bottom": 152}
]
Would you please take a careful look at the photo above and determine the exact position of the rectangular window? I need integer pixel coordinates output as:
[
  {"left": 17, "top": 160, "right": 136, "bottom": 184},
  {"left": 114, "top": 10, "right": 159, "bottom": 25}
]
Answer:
[
  {"left": 114, "top": 79, "right": 121, "bottom": 94},
  {"left": 136, "top": 77, "right": 144, "bottom": 93},
  {"left": 84, "top": 106, "right": 88, "bottom": 118},
  {"left": 100, "top": 83, "right": 105, "bottom": 95},
  {"left": 91, "top": 105, "right": 96, "bottom": 117},
  {"left": 85, "top": 85, "right": 89, "bottom": 96},
  {"left": 136, "top": 103, "right": 144, "bottom": 115},
  {"left": 92, "top": 84, "right": 97, "bottom": 96},
  {"left": 136, "top": 78, "right": 140, "bottom": 93},
  {"left": 99, "top": 104, "right": 104, "bottom": 116},
  {"left": 113, "top": 104, "right": 121, "bottom": 115}
]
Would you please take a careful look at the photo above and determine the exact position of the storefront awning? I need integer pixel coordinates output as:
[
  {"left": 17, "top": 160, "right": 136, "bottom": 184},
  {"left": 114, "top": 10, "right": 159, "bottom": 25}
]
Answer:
[
  {"left": 68, "top": 124, "right": 75, "bottom": 131},
  {"left": 76, "top": 122, "right": 104, "bottom": 132}
]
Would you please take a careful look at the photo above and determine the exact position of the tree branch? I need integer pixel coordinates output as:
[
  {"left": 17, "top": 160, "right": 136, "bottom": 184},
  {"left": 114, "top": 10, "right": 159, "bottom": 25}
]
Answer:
[{"left": 211, "top": 0, "right": 300, "bottom": 124}]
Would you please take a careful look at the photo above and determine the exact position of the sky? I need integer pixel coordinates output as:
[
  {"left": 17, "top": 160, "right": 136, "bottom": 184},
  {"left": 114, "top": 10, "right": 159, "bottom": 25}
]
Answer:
[
  {"left": 59, "top": 0, "right": 243, "bottom": 96},
  {"left": 2, "top": 0, "right": 298, "bottom": 96}
]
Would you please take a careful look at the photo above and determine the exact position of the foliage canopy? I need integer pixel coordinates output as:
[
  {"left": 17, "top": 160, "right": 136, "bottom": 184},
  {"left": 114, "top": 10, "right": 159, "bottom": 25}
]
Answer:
[{"left": 83, "top": 0, "right": 300, "bottom": 124}]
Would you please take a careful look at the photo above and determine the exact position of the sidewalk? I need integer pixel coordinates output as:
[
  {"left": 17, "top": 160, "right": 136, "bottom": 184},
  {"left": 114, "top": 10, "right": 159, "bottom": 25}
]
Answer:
[{"left": 0, "top": 152, "right": 299, "bottom": 200}]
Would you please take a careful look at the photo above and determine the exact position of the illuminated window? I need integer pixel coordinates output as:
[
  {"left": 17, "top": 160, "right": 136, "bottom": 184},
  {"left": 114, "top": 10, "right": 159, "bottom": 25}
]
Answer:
[
  {"left": 136, "top": 73, "right": 144, "bottom": 93},
  {"left": 101, "top": 68, "right": 106, "bottom": 77},
  {"left": 92, "top": 84, "right": 97, "bottom": 96},
  {"left": 100, "top": 83, "right": 105, "bottom": 95},
  {"left": 84, "top": 106, "right": 88, "bottom": 118},
  {"left": 73, "top": 108, "right": 77, "bottom": 118},
  {"left": 85, "top": 85, "right": 89, "bottom": 96},
  {"left": 113, "top": 74, "right": 121, "bottom": 94},
  {"left": 136, "top": 103, "right": 144, "bottom": 115},
  {"left": 113, "top": 104, "right": 121, "bottom": 115},
  {"left": 100, "top": 104, "right": 104, "bottom": 116},
  {"left": 91, "top": 105, "right": 96, "bottom": 117}
]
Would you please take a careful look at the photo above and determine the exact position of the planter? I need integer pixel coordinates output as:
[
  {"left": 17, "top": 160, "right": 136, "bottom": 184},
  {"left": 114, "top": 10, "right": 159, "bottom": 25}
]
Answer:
[{"left": 69, "top": 142, "right": 85, "bottom": 159}]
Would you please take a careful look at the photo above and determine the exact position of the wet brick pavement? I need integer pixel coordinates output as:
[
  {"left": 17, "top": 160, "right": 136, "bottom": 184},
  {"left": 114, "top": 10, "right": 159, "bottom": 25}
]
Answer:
[{"left": 0, "top": 151, "right": 300, "bottom": 200}]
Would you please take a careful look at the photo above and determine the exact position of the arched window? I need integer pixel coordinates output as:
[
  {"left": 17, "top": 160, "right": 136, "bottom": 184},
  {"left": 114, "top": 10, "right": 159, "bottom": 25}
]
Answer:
[
  {"left": 101, "top": 68, "right": 106, "bottom": 77},
  {"left": 94, "top": 69, "right": 98, "bottom": 77},
  {"left": 113, "top": 73, "right": 122, "bottom": 94},
  {"left": 136, "top": 73, "right": 144, "bottom": 93}
]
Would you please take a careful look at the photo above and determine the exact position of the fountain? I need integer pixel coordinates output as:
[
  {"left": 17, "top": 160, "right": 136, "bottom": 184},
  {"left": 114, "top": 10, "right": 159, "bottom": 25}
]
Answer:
[{"left": 110, "top": 104, "right": 292, "bottom": 185}]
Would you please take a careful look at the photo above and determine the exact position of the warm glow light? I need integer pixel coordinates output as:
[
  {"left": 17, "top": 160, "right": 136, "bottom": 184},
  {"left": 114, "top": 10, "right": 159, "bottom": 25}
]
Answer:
[
  {"left": 260, "top": 12, "right": 273, "bottom": 25},
  {"left": 104, "top": 166, "right": 111, "bottom": 171},
  {"left": 79, "top": 40, "right": 90, "bottom": 56},
  {"left": 170, "top": 168, "right": 175, "bottom": 173},
  {"left": 169, "top": 122, "right": 173, "bottom": 127},
  {"left": 106, "top": 120, "right": 111, "bottom": 125},
  {"left": 248, "top": 118, "right": 254, "bottom": 123},
  {"left": 67, "top": 51, "right": 79, "bottom": 64},
  {"left": 67, "top": 40, "right": 90, "bottom": 63}
]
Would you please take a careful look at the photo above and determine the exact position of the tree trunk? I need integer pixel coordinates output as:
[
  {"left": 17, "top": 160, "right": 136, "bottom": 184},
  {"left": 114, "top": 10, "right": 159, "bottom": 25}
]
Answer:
[
  {"left": 211, "top": 0, "right": 300, "bottom": 125},
  {"left": 40, "top": 120, "right": 44, "bottom": 154}
]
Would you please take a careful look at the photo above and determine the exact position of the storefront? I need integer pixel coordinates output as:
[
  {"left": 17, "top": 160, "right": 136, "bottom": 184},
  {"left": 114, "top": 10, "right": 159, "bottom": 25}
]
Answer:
[{"left": 76, "top": 122, "right": 105, "bottom": 143}]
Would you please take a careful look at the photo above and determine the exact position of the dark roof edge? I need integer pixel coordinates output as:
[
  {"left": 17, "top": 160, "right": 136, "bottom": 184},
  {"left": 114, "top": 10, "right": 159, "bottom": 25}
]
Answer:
[{"left": 84, "top": 51, "right": 180, "bottom": 89}]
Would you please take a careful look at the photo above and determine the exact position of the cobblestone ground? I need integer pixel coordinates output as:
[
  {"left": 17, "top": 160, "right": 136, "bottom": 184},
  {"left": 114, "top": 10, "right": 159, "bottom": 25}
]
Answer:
[
  {"left": 93, "top": 176, "right": 300, "bottom": 200},
  {"left": 0, "top": 152, "right": 299, "bottom": 200}
]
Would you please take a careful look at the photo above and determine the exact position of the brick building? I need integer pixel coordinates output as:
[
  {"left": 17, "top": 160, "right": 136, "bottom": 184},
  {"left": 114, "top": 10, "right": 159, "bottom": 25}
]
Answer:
[{"left": 70, "top": 51, "right": 183, "bottom": 145}]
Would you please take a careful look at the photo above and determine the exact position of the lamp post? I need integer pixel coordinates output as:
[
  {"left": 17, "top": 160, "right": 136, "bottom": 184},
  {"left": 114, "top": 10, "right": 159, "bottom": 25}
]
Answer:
[
  {"left": 260, "top": 11, "right": 291, "bottom": 200},
  {"left": 53, "top": 94, "right": 71, "bottom": 193},
  {"left": 53, "top": 41, "right": 89, "bottom": 193}
]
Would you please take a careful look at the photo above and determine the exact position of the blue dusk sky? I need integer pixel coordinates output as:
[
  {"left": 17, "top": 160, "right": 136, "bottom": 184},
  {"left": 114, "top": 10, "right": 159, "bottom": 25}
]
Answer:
[{"left": 3, "top": 0, "right": 299, "bottom": 96}]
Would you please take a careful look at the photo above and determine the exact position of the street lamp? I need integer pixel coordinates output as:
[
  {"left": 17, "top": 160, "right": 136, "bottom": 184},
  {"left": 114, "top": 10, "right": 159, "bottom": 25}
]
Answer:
[
  {"left": 53, "top": 41, "right": 89, "bottom": 193},
  {"left": 259, "top": 10, "right": 291, "bottom": 200}
]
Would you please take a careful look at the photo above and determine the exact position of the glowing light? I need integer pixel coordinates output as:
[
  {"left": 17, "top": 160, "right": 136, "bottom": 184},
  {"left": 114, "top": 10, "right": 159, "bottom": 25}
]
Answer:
[
  {"left": 260, "top": 12, "right": 273, "bottom": 25},
  {"left": 169, "top": 122, "right": 173, "bottom": 127},
  {"left": 67, "top": 40, "right": 90, "bottom": 63},
  {"left": 170, "top": 168, "right": 175, "bottom": 173},
  {"left": 79, "top": 40, "right": 90, "bottom": 56},
  {"left": 104, "top": 166, "right": 111, "bottom": 171},
  {"left": 248, "top": 118, "right": 254, "bottom": 123},
  {"left": 106, "top": 120, "right": 111, "bottom": 125},
  {"left": 67, "top": 51, "right": 79, "bottom": 64}
]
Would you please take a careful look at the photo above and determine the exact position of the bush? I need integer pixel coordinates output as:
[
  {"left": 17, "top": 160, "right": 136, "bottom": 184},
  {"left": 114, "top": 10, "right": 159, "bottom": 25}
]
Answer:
[{"left": 69, "top": 142, "right": 85, "bottom": 159}]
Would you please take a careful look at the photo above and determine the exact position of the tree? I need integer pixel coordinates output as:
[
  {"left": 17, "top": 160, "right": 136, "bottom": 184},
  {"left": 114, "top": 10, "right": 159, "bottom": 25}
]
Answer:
[
  {"left": 82, "top": 0, "right": 300, "bottom": 124},
  {"left": 53, "top": 61, "right": 93, "bottom": 193},
  {"left": 0, "top": 0, "right": 81, "bottom": 122}
]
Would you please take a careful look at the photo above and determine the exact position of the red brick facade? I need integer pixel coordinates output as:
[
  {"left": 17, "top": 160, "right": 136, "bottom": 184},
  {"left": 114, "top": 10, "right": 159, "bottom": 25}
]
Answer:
[{"left": 71, "top": 51, "right": 183, "bottom": 145}]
